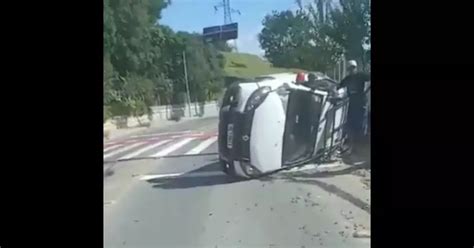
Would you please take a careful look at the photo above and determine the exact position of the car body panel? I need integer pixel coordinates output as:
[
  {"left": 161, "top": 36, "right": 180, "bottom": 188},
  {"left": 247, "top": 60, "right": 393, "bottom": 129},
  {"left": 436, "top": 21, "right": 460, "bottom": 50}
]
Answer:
[{"left": 249, "top": 92, "right": 286, "bottom": 172}]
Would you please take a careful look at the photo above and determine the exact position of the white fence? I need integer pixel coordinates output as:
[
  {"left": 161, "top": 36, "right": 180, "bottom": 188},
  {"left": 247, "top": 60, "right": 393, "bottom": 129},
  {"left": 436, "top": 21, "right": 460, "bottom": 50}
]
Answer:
[
  {"left": 150, "top": 101, "right": 219, "bottom": 120},
  {"left": 106, "top": 101, "right": 220, "bottom": 129}
]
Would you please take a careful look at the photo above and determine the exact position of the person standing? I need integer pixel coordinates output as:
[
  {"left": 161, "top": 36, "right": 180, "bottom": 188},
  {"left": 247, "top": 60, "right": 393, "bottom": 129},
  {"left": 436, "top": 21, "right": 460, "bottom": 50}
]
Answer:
[{"left": 338, "top": 60, "right": 370, "bottom": 161}]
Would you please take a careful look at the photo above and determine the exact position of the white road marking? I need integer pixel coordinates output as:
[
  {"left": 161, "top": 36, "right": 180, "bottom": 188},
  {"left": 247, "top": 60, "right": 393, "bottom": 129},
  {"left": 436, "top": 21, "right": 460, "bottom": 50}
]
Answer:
[
  {"left": 171, "top": 132, "right": 204, "bottom": 139},
  {"left": 185, "top": 136, "right": 218, "bottom": 155},
  {"left": 150, "top": 138, "right": 196, "bottom": 158},
  {"left": 103, "top": 144, "right": 122, "bottom": 153},
  {"left": 104, "top": 200, "right": 116, "bottom": 206},
  {"left": 132, "top": 130, "right": 192, "bottom": 138},
  {"left": 118, "top": 139, "right": 171, "bottom": 160},
  {"left": 139, "top": 173, "right": 183, "bottom": 181},
  {"left": 104, "top": 142, "right": 144, "bottom": 159}
]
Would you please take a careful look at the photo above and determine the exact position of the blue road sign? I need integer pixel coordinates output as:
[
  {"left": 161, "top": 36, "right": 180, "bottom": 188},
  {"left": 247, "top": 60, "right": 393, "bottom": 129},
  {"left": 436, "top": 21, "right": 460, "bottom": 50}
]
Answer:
[{"left": 203, "top": 23, "right": 238, "bottom": 42}]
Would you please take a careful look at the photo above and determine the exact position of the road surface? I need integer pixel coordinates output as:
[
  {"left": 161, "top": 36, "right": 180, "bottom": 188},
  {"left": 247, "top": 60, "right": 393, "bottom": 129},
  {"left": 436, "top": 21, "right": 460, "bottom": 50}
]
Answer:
[{"left": 104, "top": 117, "right": 371, "bottom": 248}]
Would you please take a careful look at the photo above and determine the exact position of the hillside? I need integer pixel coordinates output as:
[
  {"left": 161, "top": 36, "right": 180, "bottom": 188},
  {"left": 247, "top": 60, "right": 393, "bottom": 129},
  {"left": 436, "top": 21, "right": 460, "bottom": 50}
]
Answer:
[{"left": 221, "top": 52, "right": 301, "bottom": 79}]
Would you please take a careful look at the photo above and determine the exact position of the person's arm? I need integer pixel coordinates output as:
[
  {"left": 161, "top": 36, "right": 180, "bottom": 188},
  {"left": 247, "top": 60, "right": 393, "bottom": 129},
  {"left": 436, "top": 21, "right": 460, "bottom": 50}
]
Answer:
[{"left": 338, "top": 77, "right": 349, "bottom": 89}]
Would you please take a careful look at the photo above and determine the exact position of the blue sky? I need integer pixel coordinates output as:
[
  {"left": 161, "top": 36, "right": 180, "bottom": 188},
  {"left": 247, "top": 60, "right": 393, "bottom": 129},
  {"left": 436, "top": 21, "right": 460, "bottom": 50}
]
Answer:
[{"left": 160, "top": 0, "right": 303, "bottom": 56}]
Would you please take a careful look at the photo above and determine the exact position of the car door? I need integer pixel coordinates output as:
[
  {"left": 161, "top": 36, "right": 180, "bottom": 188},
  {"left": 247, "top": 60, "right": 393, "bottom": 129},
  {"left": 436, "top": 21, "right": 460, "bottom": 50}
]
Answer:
[{"left": 281, "top": 89, "right": 326, "bottom": 167}]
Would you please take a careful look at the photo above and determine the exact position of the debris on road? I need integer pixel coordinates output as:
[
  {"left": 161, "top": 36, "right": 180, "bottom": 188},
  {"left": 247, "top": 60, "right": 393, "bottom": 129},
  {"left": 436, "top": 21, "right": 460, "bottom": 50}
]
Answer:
[
  {"left": 353, "top": 230, "right": 371, "bottom": 238},
  {"left": 208, "top": 213, "right": 213, "bottom": 216},
  {"left": 340, "top": 210, "right": 354, "bottom": 220},
  {"left": 298, "top": 225, "right": 306, "bottom": 230}
]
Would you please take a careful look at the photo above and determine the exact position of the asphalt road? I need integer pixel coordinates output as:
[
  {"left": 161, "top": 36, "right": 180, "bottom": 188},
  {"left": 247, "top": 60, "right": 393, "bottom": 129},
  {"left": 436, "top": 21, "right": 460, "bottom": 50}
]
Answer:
[{"left": 104, "top": 117, "right": 371, "bottom": 248}]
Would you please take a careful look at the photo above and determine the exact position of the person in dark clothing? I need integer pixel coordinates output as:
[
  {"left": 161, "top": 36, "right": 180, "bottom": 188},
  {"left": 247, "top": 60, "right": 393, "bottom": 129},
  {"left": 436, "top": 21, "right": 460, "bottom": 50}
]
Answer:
[
  {"left": 305, "top": 73, "right": 339, "bottom": 98},
  {"left": 338, "top": 60, "right": 370, "bottom": 160}
]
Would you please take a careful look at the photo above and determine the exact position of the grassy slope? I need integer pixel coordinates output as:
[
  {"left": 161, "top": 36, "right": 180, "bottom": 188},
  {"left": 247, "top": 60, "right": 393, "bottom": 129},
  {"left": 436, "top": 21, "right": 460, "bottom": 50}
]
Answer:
[{"left": 221, "top": 52, "right": 302, "bottom": 79}]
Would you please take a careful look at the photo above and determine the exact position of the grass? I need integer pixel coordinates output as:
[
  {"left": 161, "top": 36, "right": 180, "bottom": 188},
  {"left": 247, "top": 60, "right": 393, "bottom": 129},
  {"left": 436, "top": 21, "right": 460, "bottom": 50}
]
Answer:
[{"left": 221, "top": 52, "right": 302, "bottom": 79}]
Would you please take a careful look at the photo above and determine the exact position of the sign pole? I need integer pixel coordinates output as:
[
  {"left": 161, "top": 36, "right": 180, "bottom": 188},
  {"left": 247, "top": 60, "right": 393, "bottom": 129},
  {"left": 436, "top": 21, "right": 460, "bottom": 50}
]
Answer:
[{"left": 182, "top": 51, "right": 192, "bottom": 118}]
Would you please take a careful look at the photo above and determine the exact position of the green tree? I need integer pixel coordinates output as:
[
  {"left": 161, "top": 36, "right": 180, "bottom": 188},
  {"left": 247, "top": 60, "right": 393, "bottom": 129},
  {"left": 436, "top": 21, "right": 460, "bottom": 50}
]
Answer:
[
  {"left": 323, "top": 0, "right": 371, "bottom": 71},
  {"left": 103, "top": 0, "right": 226, "bottom": 120},
  {"left": 104, "top": 0, "right": 171, "bottom": 117},
  {"left": 258, "top": 8, "right": 341, "bottom": 72},
  {"left": 176, "top": 32, "right": 225, "bottom": 102},
  {"left": 258, "top": 0, "right": 370, "bottom": 73}
]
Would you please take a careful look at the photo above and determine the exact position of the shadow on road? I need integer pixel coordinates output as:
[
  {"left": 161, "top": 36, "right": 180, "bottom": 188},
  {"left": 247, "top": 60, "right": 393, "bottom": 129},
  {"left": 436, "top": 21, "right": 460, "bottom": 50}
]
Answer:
[
  {"left": 285, "top": 176, "right": 371, "bottom": 214},
  {"left": 147, "top": 162, "right": 244, "bottom": 189}
]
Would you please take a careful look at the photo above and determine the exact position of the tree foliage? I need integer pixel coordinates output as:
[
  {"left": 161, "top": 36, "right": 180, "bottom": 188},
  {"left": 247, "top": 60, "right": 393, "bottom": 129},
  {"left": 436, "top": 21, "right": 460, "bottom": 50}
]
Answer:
[
  {"left": 259, "top": 0, "right": 370, "bottom": 73},
  {"left": 103, "top": 0, "right": 225, "bottom": 121}
]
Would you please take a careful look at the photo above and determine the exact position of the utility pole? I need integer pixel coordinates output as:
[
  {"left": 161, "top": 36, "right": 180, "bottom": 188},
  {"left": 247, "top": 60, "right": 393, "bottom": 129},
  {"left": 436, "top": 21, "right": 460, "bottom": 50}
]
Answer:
[
  {"left": 338, "top": 60, "right": 341, "bottom": 82},
  {"left": 342, "top": 54, "right": 346, "bottom": 78},
  {"left": 214, "top": 0, "right": 240, "bottom": 51},
  {"left": 182, "top": 51, "right": 192, "bottom": 118},
  {"left": 215, "top": 0, "right": 239, "bottom": 24}
]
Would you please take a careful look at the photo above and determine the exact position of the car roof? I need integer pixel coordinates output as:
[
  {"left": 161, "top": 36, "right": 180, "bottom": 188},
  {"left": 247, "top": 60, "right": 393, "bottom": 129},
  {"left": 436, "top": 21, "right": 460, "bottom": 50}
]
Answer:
[
  {"left": 235, "top": 71, "right": 336, "bottom": 95},
  {"left": 238, "top": 73, "right": 297, "bottom": 88}
]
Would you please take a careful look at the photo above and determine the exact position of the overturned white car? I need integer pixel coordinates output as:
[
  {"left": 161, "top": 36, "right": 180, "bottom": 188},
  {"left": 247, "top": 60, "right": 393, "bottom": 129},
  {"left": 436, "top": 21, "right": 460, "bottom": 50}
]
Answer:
[{"left": 218, "top": 72, "right": 349, "bottom": 178}]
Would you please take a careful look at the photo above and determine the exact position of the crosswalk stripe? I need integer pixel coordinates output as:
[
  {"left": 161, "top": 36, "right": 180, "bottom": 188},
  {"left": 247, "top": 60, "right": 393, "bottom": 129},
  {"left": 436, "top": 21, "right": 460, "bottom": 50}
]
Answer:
[
  {"left": 151, "top": 138, "right": 196, "bottom": 158},
  {"left": 132, "top": 130, "right": 192, "bottom": 138},
  {"left": 185, "top": 136, "right": 218, "bottom": 155},
  {"left": 118, "top": 139, "right": 171, "bottom": 160},
  {"left": 139, "top": 173, "right": 183, "bottom": 181},
  {"left": 104, "top": 144, "right": 122, "bottom": 153},
  {"left": 104, "top": 142, "right": 144, "bottom": 159}
]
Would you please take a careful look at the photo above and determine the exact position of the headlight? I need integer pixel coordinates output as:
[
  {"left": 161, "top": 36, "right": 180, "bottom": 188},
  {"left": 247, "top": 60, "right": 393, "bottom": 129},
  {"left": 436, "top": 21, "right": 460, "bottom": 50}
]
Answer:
[{"left": 245, "top": 86, "right": 271, "bottom": 112}]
